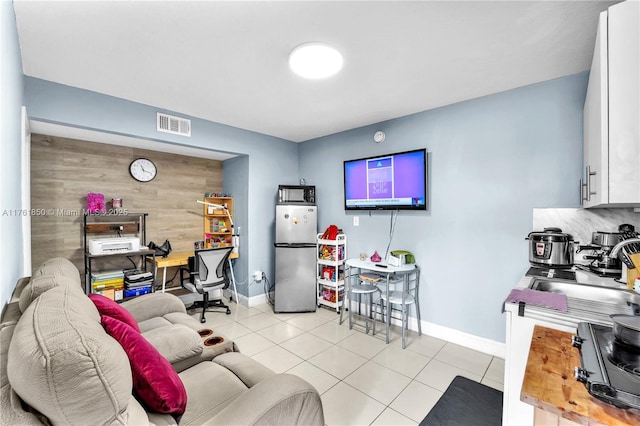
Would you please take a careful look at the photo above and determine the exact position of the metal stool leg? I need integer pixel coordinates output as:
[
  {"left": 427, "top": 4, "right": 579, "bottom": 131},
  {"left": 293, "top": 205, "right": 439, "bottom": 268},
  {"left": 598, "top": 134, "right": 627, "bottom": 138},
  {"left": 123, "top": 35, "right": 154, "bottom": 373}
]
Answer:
[
  {"left": 372, "top": 298, "right": 377, "bottom": 335},
  {"left": 364, "top": 293, "right": 371, "bottom": 334},
  {"left": 348, "top": 288, "right": 353, "bottom": 329},
  {"left": 416, "top": 300, "right": 422, "bottom": 336},
  {"left": 360, "top": 292, "right": 371, "bottom": 333},
  {"left": 400, "top": 304, "right": 409, "bottom": 349}
]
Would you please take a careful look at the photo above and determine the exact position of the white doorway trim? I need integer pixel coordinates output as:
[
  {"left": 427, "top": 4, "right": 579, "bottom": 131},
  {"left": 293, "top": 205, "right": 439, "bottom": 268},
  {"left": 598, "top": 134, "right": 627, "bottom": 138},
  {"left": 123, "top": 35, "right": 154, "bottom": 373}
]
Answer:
[{"left": 21, "top": 106, "right": 31, "bottom": 275}]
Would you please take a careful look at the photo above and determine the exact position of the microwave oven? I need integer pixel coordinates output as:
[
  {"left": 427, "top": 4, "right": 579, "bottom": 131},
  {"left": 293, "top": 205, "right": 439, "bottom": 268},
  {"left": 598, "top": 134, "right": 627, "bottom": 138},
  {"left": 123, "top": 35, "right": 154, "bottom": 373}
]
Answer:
[{"left": 278, "top": 185, "right": 316, "bottom": 205}]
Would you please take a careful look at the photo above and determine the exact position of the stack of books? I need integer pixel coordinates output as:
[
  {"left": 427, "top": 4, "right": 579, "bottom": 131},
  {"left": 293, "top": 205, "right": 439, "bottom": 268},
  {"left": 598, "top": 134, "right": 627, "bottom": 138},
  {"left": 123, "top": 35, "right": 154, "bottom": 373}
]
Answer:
[
  {"left": 124, "top": 270, "right": 153, "bottom": 298},
  {"left": 91, "top": 270, "right": 125, "bottom": 301}
]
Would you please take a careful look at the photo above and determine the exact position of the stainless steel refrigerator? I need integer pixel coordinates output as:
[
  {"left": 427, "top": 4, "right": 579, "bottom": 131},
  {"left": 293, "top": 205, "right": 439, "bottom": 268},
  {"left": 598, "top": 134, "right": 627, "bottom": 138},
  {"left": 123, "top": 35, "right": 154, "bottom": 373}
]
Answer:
[{"left": 274, "top": 204, "right": 318, "bottom": 313}]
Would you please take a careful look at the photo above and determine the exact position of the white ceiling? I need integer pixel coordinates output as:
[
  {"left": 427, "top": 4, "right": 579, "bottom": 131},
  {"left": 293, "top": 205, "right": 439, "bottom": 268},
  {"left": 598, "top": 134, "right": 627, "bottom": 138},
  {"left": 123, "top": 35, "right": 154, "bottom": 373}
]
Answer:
[{"left": 14, "top": 0, "right": 618, "bottom": 143}]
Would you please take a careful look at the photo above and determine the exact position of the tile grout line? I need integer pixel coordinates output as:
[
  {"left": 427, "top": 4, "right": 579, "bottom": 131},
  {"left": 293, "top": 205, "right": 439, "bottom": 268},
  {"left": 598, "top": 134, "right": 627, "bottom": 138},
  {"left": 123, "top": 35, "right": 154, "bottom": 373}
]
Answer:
[{"left": 194, "top": 302, "right": 504, "bottom": 425}]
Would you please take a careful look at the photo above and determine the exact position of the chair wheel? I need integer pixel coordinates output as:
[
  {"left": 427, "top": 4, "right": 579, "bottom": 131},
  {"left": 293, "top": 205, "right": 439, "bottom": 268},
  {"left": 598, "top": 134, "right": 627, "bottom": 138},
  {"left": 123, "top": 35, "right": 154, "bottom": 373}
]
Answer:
[
  {"left": 226, "top": 308, "right": 231, "bottom": 315},
  {"left": 200, "top": 318, "right": 206, "bottom": 323}
]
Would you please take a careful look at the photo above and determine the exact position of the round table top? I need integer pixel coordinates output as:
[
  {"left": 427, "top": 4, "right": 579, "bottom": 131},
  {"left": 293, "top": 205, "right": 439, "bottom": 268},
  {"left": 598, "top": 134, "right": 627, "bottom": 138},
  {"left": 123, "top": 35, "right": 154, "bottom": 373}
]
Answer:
[{"left": 345, "top": 258, "right": 416, "bottom": 273}]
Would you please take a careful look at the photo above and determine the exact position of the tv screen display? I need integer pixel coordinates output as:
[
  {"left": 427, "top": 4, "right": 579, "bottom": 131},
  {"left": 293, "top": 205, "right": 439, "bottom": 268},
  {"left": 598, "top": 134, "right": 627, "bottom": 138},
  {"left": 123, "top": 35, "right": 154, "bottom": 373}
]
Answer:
[{"left": 344, "top": 148, "right": 427, "bottom": 210}]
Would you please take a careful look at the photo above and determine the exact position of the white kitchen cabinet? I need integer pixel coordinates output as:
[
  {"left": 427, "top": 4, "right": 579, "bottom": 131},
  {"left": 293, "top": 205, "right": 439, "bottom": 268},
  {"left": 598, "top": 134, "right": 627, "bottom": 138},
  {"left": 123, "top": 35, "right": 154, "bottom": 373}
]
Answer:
[
  {"left": 582, "top": 0, "right": 639, "bottom": 208},
  {"left": 503, "top": 302, "right": 576, "bottom": 426}
]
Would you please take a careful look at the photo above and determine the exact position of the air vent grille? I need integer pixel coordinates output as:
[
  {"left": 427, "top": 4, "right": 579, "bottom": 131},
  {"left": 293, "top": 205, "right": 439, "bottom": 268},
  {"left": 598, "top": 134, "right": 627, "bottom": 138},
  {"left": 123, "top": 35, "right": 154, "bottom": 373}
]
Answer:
[{"left": 157, "top": 113, "right": 191, "bottom": 137}]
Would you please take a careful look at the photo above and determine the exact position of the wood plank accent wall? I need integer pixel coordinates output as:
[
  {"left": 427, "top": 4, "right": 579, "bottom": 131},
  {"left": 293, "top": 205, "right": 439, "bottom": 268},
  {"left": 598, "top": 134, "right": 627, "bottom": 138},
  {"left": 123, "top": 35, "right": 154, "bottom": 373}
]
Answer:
[{"left": 30, "top": 134, "right": 223, "bottom": 281}]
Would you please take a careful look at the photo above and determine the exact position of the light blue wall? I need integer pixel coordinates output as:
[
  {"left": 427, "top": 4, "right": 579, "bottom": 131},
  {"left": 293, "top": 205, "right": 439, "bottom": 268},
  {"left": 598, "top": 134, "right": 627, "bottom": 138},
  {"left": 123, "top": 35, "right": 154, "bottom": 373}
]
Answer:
[
  {"left": 299, "top": 73, "right": 588, "bottom": 343},
  {"left": 24, "top": 77, "right": 300, "bottom": 298},
  {"left": 1, "top": 1, "right": 25, "bottom": 308},
  {"left": 223, "top": 155, "right": 250, "bottom": 295},
  {"left": 13, "top": 51, "right": 587, "bottom": 343}
]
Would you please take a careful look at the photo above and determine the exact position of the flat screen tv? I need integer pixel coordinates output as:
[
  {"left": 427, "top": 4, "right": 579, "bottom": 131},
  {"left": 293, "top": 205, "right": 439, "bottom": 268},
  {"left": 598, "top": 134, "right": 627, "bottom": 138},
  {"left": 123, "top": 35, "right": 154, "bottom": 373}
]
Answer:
[{"left": 344, "top": 148, "right": 427, "bottom": 210}]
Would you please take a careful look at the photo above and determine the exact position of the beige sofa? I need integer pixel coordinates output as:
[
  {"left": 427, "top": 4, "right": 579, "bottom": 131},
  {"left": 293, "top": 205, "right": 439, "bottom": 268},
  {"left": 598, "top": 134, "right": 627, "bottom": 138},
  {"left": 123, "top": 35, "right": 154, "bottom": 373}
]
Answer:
[{"left": 0, "top": 258, "right": 324, "bottom": 425}]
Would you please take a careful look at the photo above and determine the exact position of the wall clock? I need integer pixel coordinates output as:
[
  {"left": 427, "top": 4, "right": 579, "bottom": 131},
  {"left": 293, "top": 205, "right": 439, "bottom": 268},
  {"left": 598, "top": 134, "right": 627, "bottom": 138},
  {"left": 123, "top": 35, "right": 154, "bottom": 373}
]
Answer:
[
  {"left": 374, "top": 131, "right": 386, "bottom": 143},
  {"left": 129, "top": 158, "right": 157, "bottom": 182}
]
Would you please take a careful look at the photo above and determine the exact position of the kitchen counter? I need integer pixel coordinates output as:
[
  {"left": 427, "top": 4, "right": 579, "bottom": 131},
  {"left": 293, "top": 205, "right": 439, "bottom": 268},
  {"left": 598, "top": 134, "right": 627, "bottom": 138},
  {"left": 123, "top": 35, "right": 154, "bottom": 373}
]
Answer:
[
  {"left": 502, "top": 268, "right": 635, "bottom": 426},
  {"left": 521, "top": 325, "right": 640, "bottom": 426},
  {"left": 509, "top": 268, "right": 632, "bottom": 328}
]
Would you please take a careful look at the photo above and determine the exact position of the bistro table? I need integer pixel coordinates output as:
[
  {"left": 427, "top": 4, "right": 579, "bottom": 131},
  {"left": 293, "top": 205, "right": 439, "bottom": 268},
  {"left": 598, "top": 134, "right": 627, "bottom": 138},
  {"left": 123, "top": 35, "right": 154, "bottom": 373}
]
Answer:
[{"left": 343, "top": 258, "right": 418, "bottom": 346}]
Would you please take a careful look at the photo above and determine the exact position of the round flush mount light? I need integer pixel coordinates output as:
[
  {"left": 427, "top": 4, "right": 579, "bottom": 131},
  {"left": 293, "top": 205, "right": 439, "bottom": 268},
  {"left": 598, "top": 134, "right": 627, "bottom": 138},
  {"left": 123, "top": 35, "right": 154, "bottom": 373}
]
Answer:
[{"left": 289, "top": 42, "right": 343, "bottom": 79}]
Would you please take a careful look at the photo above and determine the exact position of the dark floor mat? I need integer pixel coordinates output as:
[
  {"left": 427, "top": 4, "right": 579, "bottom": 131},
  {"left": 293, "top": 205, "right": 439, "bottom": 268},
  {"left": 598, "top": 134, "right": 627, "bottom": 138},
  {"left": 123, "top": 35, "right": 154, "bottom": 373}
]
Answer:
[{"left": 420, "top": 376, "right": 503, "bottom": 426}]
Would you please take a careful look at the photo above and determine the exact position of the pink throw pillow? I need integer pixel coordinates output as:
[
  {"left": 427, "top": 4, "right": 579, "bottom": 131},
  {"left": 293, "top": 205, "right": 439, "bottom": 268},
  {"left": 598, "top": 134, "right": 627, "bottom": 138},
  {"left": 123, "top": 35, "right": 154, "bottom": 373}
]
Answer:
[
  {"left": 101, "top": 315, "right": 187, "bottom": 414},
  {"left": 89, "top": 293, "right": 141, "bottom": 333}
]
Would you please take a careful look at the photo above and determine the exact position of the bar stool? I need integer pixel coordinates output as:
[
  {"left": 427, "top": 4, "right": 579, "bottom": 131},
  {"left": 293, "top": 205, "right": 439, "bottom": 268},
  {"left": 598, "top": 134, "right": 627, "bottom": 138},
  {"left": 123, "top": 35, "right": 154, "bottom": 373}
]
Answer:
[
  {"left": 340, "top": 272, "right": 381, "bottom": 333},
  {"left": 373, "top": 266, "right": 421, "bottom": 348}
]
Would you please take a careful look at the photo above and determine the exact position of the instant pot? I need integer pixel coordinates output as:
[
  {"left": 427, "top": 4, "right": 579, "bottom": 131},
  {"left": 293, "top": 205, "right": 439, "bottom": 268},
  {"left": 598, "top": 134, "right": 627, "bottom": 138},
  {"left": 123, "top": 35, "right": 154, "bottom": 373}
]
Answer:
[{"left": 526, "top": 227, "right": 576, "bottom": 268}]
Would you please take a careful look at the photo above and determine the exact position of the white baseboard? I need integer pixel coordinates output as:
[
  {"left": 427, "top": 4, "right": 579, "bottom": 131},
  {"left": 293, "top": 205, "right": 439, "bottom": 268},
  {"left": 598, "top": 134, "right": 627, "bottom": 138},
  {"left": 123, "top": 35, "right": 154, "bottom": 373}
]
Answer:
[
  {"left": 377, "top": 306, "right": 505, "bottom": 358},
  {"left": 246, "top": 293, "right": 269, "bottom": 308},
  {"left": 224, "top": 289, "right": 268, "bottom": 308},
  {"left": 356, "top": 304, "right": 507, "bottom": 359},
  {"left": 416, "top": 318, "right": 505, "bottom": 358},
  {"left": 227, "top": 292, "right": 506, "bottom": 358}
]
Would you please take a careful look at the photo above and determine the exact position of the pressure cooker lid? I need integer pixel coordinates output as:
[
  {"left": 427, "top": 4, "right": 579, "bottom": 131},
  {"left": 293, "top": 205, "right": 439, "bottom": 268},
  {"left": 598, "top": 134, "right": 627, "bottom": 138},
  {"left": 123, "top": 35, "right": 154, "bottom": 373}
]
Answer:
[{"left": 528, "top": 227, "right": 574, "bottom": 241}]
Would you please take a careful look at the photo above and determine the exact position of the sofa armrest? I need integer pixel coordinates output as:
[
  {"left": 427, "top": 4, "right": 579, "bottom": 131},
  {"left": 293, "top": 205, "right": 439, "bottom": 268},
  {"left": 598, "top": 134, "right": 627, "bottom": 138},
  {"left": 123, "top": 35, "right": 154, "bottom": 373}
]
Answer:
[
  {"left": 120, "top": 292, "right": 186, "bottom": 323},
  {"left": 212, "top": 352, "right": 274, "bottom": 387},
  {"left": 206, "top": 374, "right": 324, "bottom": 426},
  {"left": 142, "top": 324, "right": 202, "bottom": 370},
  {"left": 10, "top": 277, "right": 31, "bottom": 303}
]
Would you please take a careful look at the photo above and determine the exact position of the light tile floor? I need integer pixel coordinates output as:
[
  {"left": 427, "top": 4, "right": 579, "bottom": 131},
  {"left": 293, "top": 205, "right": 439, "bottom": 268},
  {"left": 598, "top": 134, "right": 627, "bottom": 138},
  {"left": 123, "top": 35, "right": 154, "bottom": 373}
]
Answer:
[{"left": 194, "top": 301, "right": 505, "bottom": 426}]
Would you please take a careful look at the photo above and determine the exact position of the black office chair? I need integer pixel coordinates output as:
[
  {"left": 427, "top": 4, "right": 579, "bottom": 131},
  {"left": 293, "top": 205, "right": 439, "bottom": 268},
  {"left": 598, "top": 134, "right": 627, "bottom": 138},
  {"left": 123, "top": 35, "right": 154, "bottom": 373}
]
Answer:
[{"left": 180, "top": 247, "right": 233, "bottom": 323}]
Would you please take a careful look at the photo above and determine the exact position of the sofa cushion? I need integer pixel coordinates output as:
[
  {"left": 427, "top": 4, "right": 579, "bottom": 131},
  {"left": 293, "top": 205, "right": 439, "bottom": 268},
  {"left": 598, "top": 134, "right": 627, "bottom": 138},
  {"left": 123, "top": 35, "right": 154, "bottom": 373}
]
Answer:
[
  {"left": 32, "top": 257, "right": 81, "bottom": 285},
  {"left": 101, "top": 315, "right": 187, "bottom": 415},
  {"left": 1, "top": 322, "right": 43, "bottom": 426},
  {"left": 19, "top": 274, "right": 84, "bottom": 314},
  {"left": 120, "top": 292, "right": 187, "bottom": 323},
  {"left": 8, "top": 286, "right": 136, "bottom": 425},
  {"left": 138, "top": 316, "right": 173, "bottom": 332},
  {"left": 90, "top": 293, "right": 141, "bottom": 332},
  {"left": 18, "top": 258, "right": 83, "bottom": 313},
  {"left": 176, "top": 361, "right": 249, "bottom": 425},
  {"left": 142, "top": 324, "right": 203, "bottom": 365}
]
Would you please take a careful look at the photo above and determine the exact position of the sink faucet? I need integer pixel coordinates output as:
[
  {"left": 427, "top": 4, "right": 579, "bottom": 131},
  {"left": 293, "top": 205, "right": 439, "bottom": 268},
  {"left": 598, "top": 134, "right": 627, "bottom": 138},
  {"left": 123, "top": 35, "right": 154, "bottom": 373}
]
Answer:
[{"left": 609, "top": 238, "right": 640, "bottom": 269}]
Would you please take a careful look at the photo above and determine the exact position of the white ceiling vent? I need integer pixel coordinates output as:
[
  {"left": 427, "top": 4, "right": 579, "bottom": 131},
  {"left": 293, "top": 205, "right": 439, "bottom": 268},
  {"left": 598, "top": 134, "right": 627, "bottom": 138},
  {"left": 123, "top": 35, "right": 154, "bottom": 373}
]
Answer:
[{"left": 157, "top": 112, "right": 191, "bottom": 137}]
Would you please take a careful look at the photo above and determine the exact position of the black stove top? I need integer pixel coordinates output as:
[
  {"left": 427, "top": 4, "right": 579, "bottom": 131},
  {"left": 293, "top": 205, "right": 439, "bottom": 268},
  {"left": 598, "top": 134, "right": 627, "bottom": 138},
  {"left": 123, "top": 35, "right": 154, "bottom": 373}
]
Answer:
[{"left": 575, "top": 322, "right": 640, "bottom": 410}]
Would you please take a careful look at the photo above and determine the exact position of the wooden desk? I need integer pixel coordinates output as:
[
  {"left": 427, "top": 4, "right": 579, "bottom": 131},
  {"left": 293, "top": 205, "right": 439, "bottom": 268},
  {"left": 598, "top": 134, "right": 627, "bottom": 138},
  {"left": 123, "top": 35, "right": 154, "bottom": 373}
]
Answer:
[
  {"left": 150, "top": 251, "right": 239, "bottom": 301},
  {"left": 521, "top": 325, "right": 640, "bottom": 426}
]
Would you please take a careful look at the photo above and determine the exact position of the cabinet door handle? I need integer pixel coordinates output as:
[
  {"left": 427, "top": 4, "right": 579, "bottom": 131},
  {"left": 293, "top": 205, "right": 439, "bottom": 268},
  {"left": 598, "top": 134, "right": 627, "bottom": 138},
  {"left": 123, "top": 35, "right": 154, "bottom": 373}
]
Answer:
[
  {"left": 585, "top": 165, "right": 596, "bottom": 201},
  {"left": 579, "top": 179, "right": 585, "bottom": 205}
]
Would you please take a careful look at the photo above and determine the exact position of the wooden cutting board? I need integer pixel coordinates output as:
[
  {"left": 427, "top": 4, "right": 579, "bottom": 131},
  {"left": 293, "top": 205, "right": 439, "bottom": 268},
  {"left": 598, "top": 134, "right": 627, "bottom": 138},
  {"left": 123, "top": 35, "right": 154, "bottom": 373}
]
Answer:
[
  {"left": 521, "top": 325, "right": 640, "bottom": 425},
  {"left": 627, "top": 253, "right": 640, "bottom": 289}
]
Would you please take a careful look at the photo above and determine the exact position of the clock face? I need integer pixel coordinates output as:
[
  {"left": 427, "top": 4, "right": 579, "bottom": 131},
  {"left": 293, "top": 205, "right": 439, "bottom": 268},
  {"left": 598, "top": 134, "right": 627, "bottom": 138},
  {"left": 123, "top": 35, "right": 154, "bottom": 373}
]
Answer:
[
  {"left": 129, "top": 158, "right": 157, "bottom": 182},
  {"left": 374, "top": 131, "right": 386, "bottom": 143}
]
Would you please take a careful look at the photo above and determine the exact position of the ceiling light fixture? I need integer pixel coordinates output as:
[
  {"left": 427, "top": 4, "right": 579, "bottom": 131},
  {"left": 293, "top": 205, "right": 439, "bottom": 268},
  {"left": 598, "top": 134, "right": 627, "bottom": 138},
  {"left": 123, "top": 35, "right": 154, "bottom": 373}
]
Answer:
[{"left": 289, "top": 42, "right": 343, "bottom": 79}]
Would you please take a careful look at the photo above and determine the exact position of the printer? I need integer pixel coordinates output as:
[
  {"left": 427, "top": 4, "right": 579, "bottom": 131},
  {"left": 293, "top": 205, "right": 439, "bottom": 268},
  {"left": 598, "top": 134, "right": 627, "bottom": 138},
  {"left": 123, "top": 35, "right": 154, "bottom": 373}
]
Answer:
[{"left": 89, "top": 237, "right": 141, "bottom": 255}]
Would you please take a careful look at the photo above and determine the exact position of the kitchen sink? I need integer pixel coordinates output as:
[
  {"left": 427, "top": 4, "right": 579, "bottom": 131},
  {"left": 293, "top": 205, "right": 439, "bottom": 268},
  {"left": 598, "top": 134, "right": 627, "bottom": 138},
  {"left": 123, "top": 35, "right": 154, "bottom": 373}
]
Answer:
[
  {"left": 528, "top": 278, "right": 640, "bottom": 319},
  {"left": 529, "top": 279, "right": 640, "bottom": 306}
]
